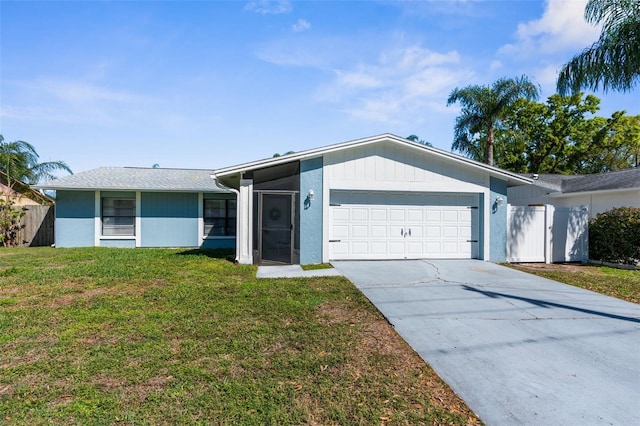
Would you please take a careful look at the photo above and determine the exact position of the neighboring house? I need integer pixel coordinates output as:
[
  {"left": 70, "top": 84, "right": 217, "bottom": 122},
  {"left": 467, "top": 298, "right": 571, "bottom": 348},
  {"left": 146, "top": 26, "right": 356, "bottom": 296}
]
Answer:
[
  {"left": 507, "top": 168, "right": 640, "bottom": 217},
  {"left": 1, "top": 171, "right": 53, "bottom": 206},
  {"left": 37, "top": 134, "right": 533, "bottom": 264}
]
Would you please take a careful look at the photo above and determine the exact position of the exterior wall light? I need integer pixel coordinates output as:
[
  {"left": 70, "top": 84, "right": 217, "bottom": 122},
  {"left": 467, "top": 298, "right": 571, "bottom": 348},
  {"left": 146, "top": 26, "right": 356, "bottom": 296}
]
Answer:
[
  {"left": 496, "top": 196, "right": 505, "bottom": 206},
  {"left": 308, "top": 189, "right": 315, "bottom": 201}
]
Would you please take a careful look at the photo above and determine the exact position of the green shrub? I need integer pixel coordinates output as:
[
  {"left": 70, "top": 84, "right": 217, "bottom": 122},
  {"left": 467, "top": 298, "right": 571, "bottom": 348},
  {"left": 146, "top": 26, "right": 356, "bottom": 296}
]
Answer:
[
  {"left": 589, "top": 207, "right": 640, "bottom": 264},
  {"left": 0, "top": 196, "right": 27, "bottom": 247}
]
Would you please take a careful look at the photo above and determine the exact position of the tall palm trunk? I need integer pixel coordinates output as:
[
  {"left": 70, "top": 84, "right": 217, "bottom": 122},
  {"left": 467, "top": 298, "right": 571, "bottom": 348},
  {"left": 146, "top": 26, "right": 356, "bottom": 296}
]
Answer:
[{"left": 485, "top": 126, "right": 494, "bottom": 166}]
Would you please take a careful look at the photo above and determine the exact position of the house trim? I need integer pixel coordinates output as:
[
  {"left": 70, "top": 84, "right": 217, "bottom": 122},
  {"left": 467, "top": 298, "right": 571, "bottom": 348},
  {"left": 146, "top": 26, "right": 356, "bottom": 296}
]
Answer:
[
  {"left": 214, "top": 134, "right": 532, "bottom": 187},
  {"left": 547, "top": 187, "right": 640, "bottom": 198}
]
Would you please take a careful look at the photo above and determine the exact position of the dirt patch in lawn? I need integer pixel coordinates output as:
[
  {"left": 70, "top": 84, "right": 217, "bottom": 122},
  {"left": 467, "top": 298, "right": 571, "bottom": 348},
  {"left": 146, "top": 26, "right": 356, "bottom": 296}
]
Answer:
[
  {"left": 316, "top": 301, "right": 480, "bottom": 424},
  {"left": 512, "top": 263, "right": 587, "bottom": 273}
]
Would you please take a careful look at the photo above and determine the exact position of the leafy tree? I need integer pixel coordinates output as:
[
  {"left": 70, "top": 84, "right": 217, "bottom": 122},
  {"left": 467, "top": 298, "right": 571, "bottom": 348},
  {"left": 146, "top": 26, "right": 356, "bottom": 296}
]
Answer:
[
  {"left": 406, "top": 135, "right": 432, "bottom": 146},
  {"left": 0, "top": 135, "right": 71, "bottom": 246},
  {"left": 494, "top": 93, "right": 638, "bottom": 174},
  {"left": 582, "top": 112, "right": 640, "bottom": 172},
  {"left": 447, "top": 76, "right": 539, "bottom": 166},
  {"left": 0, "top": 135, "right": 72, "bottom": 184},
  {"left": 557, "top": 0, "right": 640, "bottom": 94}
]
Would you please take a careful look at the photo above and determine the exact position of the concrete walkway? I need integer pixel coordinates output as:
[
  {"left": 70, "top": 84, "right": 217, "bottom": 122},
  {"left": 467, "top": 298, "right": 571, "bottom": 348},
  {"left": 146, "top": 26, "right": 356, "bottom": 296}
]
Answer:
[
  {"left": 332, "top": 259, "right": 640, "bottom": 426},
  {"left": 256, "top": 264, "right": 342, "bottom": 278}
]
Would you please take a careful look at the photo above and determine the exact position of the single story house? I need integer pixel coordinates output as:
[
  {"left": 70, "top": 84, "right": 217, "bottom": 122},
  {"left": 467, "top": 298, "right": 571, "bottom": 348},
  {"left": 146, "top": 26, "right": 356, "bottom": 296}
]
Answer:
[
  {"left": 507, "top": 168, "right": 640, "bottom": 218},
  {"left": 37, "top": 134, "right": 533, "bottom": 264},
  {"left": 1, "top": 170, "right": 53, "bottom": 206}
]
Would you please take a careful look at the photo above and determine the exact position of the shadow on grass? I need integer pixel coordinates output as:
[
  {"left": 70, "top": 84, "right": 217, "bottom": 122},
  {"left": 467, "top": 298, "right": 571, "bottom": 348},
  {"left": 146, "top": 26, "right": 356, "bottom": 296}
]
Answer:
[{"left": 175, "top": 248, "right": 236, "bottom": 262}]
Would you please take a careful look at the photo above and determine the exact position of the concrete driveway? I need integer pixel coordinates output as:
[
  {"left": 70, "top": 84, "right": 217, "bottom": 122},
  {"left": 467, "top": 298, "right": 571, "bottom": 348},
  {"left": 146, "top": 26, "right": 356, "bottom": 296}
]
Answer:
[{"left": 332, "top": 260, "right": 640, "bottom": 426}]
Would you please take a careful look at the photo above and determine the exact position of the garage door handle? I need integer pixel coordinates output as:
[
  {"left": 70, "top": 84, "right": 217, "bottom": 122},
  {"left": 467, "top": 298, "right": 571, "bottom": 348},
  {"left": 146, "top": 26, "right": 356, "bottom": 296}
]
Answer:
[
  {"left": 408, "top": 228, "right": 411, "bottom": 236},
  {"left": 329, "top": 239, "right": 341, "bottom": 243},
  {"left": 467, "top": 240, "right": 478, "bottom": 243}
]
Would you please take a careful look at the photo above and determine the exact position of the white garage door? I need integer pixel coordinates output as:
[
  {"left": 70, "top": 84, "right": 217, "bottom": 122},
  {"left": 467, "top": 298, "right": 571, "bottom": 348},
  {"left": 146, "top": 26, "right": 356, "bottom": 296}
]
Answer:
[{"left": 329, "top": 191, "right": 480, "bottom": 260}]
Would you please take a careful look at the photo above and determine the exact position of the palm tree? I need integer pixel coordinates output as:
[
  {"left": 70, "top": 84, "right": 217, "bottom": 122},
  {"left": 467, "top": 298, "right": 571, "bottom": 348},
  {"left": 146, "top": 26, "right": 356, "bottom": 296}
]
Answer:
[
  {"left": 557, "top": 0, "right": 640, "bottom": 94},
  {"left": 0, "top": 135, "right": 72, "bottom": 185},
  {"left": 447, "top": 76, "right": 539, "bottom": 166},
  {"left": 406, "top": 135, "right": 433, "bottom": 146}
]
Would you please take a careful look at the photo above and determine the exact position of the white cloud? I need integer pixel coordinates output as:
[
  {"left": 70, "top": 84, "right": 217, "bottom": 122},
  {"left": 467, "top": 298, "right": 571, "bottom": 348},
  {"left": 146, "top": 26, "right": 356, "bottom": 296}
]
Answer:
[
  {"left": 317, "top": 45, "right": 473, "bottom": 124},
  {"left": 292, "top": 18, "right": 310, "bottom": 32},
  {"left": 244, "top": 0, "right": 291, "bottom": 15},
  {"left": 499, "top": 0, "right": 600, "bottom": 57},
  {"left": 34, "top": 79, "right": 149, "bottom": 104},
  {"left": 489, "top": 60, "right": 502, "bottom": 72},
  {"left": 1, "top": 78, "right": 158, "bottom": 125}
]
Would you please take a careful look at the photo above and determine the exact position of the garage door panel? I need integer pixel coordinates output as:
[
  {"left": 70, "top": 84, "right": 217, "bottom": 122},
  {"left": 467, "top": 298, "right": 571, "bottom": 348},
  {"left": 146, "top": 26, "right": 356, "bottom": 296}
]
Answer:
[
  {"left": 370, "top": 209, "right": 387, "bottom": 221},
  {"left": 351, "top": 208, "right": 368, "bottom": 221},
  {"left": 352, "top": 242, "right": 369, "bottom": 254},
  {"left": 329, "top": 190, "right": 479, "bottom": 260},
  {"left": 426, "top": 226, "right": 441, "bottom": 237},
  {"left": 331, "top": 241, "right": 349, "bottom": 255},
  {"left": 442, "top": 210, "right": 459, "bottom": 222},
  {"left": 371, "top": 242, "right": 388, "bottom": 254},
  {"left": 407, "top": 209, "right": 423, "bottom": 222},
  {"left": 390, "top": 225, "right": 405, "bottom": 238},
  {"left": 425, "top": 241, "right": 442, "bottom": 254},
  {"left": 409, "top": 226, "right": 424, "bottom": 238},
  {"left": 406, "top": 241, "right": 423, "bottom": 255},
  {"left": 442, "top": 241, "right": 461, "bottom": 253},
  {"left": 352, "top": 225, "right": 369, "bottom": 237},
  {"left": 333, "top": 208, "right": 350, "bottom": 221},
  {"left": 459, "top": 226, "right": 472, "bottom": 239},
  {"left": 333, "top": 225, "right": 350, "bottom": 238},
  {"left": 389, "top": 241, "right": 405, "bottom": 255},
  {"left": 426, "top": 210, "right": 441, "bottom": 221},
  {"left": 389, "top": 209, "right": 405, "bottom": 222},
  {"left": 443, "top": 226, "right": 459, "bottom": 237},
  {"left": 371, "top": 225, "right": 387, "bottom": 238}
]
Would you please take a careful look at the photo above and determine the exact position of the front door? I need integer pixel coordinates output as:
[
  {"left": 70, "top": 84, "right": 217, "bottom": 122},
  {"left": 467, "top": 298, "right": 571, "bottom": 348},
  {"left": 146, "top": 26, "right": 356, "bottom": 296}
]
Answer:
[{"left": 259, "top": 192, "right": 295, "bottom": 264}]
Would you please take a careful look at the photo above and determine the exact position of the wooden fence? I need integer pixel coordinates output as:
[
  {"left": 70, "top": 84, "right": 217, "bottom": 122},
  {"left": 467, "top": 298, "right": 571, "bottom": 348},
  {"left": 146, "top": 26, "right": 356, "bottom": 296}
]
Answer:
[{"left": 17, "top": 205, "right": 55, "bottom": 247}]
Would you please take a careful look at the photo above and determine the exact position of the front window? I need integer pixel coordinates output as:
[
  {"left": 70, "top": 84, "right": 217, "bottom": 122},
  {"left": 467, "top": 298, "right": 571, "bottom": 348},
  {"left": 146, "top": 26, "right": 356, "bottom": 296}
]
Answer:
[
  {"left": 102, "top": 198, "right": 135, "bottom": 236},
  {"left": 204, "top": 199, "right": 236, "bottom": 236}
]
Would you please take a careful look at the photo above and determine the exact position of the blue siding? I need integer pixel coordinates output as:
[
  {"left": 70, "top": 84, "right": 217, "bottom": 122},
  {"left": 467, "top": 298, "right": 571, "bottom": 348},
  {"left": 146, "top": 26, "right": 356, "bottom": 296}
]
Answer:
[
  {"left": 201, "top": 238, "right": 236, "bottom": 249},
  {"left": 299, "top": 157, "right": 323, "bottom": 264},
  {"left": 489, "top": 177, "right": 508, "bottom": 262},
  {"left": 140, "top": 192, "right": 199, "bottom": 247},
  {"left": 100, "top": 239, "right": 136, "bottom": 248},
  {"left": 55, "top": 190, "right": 95, "bottom": 247}
]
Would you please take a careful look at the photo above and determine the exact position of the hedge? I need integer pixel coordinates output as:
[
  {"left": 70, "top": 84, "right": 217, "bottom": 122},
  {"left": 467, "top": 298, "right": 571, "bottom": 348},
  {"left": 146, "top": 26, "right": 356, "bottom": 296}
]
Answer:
[{"left": 589, "top": 207, "right": 640, "bottom": 265}]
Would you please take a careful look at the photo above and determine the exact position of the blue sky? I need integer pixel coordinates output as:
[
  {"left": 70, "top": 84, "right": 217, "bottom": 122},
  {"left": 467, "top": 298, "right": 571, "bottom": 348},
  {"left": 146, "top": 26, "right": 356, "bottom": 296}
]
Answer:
[{"left": 1, "top": 0, "right": 638, "bottom": 176}]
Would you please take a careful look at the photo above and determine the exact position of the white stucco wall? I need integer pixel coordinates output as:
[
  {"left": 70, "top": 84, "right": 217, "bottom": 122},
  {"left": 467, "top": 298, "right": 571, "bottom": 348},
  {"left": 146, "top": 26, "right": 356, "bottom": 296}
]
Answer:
[{"left": 508, "top": 186, "right": 640, "bottom": 218}]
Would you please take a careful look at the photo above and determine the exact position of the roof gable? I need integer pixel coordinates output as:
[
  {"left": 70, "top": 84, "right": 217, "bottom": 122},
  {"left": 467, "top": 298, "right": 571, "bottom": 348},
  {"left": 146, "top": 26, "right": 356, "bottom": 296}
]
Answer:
[{"left": 214, "top": 133, "right": 531, "bottom": 186}]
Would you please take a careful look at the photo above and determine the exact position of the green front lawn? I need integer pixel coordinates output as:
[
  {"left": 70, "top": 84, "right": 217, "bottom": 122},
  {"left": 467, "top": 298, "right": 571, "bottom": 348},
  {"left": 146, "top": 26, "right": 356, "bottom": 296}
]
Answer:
[
  {"left": 507, "top": 263, "right": 640, "bottom": 304},
  {"left": 0, "top": 248, "right": 478, "bottom": 425}
]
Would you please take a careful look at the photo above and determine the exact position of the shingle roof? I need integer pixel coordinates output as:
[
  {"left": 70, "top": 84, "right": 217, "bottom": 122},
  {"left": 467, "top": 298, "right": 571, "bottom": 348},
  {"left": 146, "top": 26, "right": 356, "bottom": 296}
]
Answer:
[
  {"left": 35, "top": 167, "right": 230, "bottom": 192},
  {"left": 527, "top": 168, "right": 640, "bottom": 194}
]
